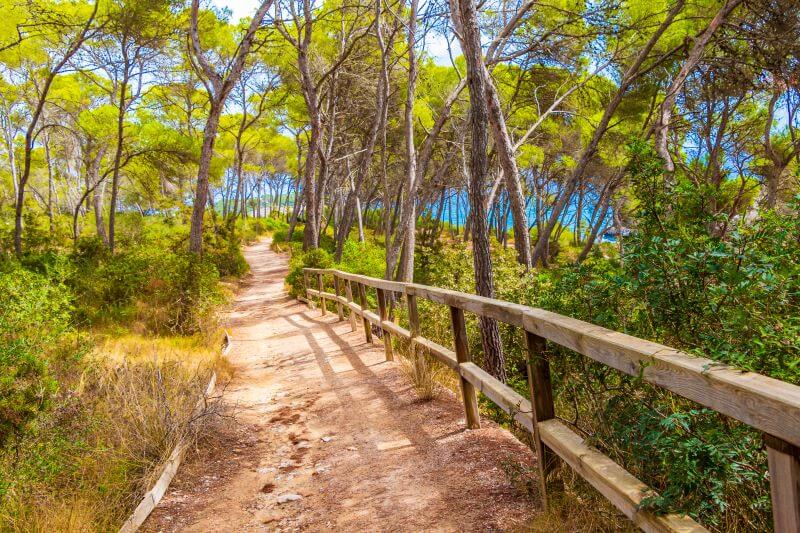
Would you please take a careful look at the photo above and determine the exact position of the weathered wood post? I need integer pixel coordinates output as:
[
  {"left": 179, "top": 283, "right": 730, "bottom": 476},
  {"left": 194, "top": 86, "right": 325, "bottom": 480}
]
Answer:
[
  {"left": 303, "top": 270, "right": 315, "bottom": 309},
  {"left": 317, "top": 272, "right": 326, "bottom": 316},
  {"left": 356, "top": 282, "right": 372, "bottom": 343},
  {"left": 344, "top": 280, "right": 358, "bottom": 332},
  {"left": 525, "top": 331, "right": 560, "bottom": 509},
  {"left": 450, "top": 305, "right": 480, "bottom": 430},
  {"left": 406, "top": 293, "right": 426, "bottom": 382},
  {"left": 376, "top": 288, "right": 394, "bottom": 361},
  {"left": 765, "top": 434, "right": 800, "bottom": 532},
  {"left": 406, "top": 293, "right": 420, "bottom": 337},
  {"left": 333, "top": 274, "right": 344, "bottom": 321}
]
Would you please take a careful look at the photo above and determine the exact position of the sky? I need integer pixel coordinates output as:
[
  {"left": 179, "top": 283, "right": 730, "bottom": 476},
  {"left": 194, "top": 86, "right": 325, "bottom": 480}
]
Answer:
[{"left": 211, "top": 0, "right": 453, "bottom": 64}]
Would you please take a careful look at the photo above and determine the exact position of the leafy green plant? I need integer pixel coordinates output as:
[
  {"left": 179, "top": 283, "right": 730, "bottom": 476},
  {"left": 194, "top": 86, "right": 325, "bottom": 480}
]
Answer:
[
  {"left": 285, "top": 246, "right": 332, "bottom": 297},
  {"left": 0, "top": 266, "right": 72, "bottom": 446}
]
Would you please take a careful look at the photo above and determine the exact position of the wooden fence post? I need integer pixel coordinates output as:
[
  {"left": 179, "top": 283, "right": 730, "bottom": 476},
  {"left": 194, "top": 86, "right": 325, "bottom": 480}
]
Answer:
[
  {"left": 765, "top": 434, "right": 800, "bottom": 532},
  {"left": 406, "top": 294, "right": 426, "bottom": 380},
  {"left": 356, "top": 283, "right": 372, "bottom": 343},
  {"left": 333, "top": 275, "right": 344, "bottom": 321},
  {"left": 406, "top": 294, "right": 420, "bottom": 337},
  {"left": 450, "top": 305, "right": 481, "bottom": 430},
  {"left": 376, "top": 288, "right": 394, "bottom": 361},
  {"left": 344, "top": 280, "right": 358, "bottom": 332},
  {"left": 525, "top": 331, "right": 561, "bottom": 510},
  {"left": 317, "top": 273, "right": 326, "bottom": 316}
]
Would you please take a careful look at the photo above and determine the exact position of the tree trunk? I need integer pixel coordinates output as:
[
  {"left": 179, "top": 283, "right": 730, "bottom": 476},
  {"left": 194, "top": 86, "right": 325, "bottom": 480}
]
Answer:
[
  {"left": 44, "top": 133, "right": 55, "bottom": 235},
  {"left": 576, "top": 190, "right": 612, "bottom": 263},
  {"left": 653, "top": 0, "right": 743, "bottom": 174},
  {"left": 109, "top": 70, "right": 129, "bottom": 253},
  {"left": 483, "top": 71, "right": 532, "bottom": 268},
  {"left": 451, "top": 0, "right": 506, "bottom": 382},
  {"left": 531, "top": 0, "right": 685, "bottom": 266},
  {"left": 393, "top": 0, "right": 420, "bottom": 282},
  {"left": 299, "top": 49, "right": 322, "bottom": 250},
  {"left": 188, "top": 99, "right": 224, "bottom": 253}
]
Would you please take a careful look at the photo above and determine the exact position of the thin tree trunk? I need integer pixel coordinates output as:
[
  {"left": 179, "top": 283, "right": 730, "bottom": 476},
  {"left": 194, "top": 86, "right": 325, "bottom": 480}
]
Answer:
[
  {"left": 451, "top": 0, "right": 506, "bottom": 381},
  {"left": 531, "top": 0, "right": 685, "bottom": 266},
  {"left": 395, "top": 0, "right": 419, "bottom": 282},
  {"left": 109, "top": 63, "right": 129, "bottom": 253},
  {"left": 653, "top": 0, "right": 743, "bottom": 174},
  {"left": 188, "top": 100, "right": 224, "bottom": 253}
]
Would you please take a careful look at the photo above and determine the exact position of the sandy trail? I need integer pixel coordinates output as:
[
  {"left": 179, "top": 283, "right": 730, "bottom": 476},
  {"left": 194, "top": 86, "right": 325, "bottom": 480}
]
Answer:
[{"left": 144, "top": 239, "right": 539, "bottom": 532}]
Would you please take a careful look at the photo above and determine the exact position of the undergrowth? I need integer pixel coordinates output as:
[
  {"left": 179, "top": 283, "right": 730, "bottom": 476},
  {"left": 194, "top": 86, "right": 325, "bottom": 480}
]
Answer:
[{"left": 0, "top": 212, "right": 281, "bottom": 531}]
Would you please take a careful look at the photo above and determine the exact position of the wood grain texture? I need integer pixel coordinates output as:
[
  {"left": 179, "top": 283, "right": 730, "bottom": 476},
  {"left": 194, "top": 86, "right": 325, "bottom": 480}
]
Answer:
[
  {"left": 412, "top": 337, "right": 459, "bottom": 370},
  {"left": 406, "top": 294, "right": 420, "bottom": 337},
  {"left": 333, "top": 270, "right": 408, "bottom": 292},
  {"left": 356, "top": 283, "right": 373, "bottom": 343},
  {"left": 333, "top": 276, "right": 344, "bottom": 321},
  {"left": 765, "top": 435, "right": 800, "bottom": 533},
  {"left": 458, "top": 362, "right": 532, "bottom": 431},
  {"left": 538, "top": 419, "right": 707, "bottom": 533},
  {"left": 363, "top": 309, "right": 381, "bottom": 327},
  {"left": 376, "top": 288, "right": 394, "bottom": 361},
  {"left": 525, "top": 331, "right": 560, "bottom": 508},
  {"left": 408, "top": 284, "right": 528, "bottom": 327},
  {"left": 522, "top": 308, "right": 800, "bottom": 447},
  {"left": 382, "top": 320, "right": 411, "bottom": 340},
  {"left": 450, "top": 306, "right": 480, "bottom": 429},
  {"left": 317, "top": 273, "right": 326, "bottom": 315},
  {"left": 344, "top": 279, "right": 358, "bottom": 332}
]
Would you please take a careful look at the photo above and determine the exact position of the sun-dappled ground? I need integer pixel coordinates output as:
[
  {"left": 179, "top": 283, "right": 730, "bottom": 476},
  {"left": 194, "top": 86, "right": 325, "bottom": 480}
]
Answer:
[{"left": 142, "top": 239, "right": 543, "bottom": 532}]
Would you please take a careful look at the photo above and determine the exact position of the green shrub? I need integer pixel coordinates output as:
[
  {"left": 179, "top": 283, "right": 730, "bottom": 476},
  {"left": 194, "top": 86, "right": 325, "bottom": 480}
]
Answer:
[
  {"left": 338, "top": 239, "right": 385, "bottom": 278},
  {"left": 285, "top": 246, "right": 332, "bottom": 297},
  {"left": 204, "top": 221, "right": 249, "bottom": 278},
  {"left": 0, "top": 266, "right": 73, "bottom": 446}
]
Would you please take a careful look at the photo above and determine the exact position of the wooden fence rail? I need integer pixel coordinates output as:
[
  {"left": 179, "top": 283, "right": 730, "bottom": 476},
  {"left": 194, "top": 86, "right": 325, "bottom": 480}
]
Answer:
[{"left": 302, "top": 267, "right": 800, "bottom": 533}]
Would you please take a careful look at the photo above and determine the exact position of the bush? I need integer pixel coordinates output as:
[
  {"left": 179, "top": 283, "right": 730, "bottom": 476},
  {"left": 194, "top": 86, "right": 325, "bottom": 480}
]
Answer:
[
  {"left": 285, "top": 246, "right": 332, "bottom": 297},
  {"left": 0, "top": 266, "right": 73, "bottom": 446},
  {"left": 338, "top": 239, "right": 385, "bottom": 278},
  {"left": 204, "top": 221, "right": 249, "bottom": 278}
]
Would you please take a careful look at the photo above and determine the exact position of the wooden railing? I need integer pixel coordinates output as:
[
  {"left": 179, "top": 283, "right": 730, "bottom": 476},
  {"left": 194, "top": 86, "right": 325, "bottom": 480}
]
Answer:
[{"left": 302, "top": 267, "right": 800, "bottom": 533}]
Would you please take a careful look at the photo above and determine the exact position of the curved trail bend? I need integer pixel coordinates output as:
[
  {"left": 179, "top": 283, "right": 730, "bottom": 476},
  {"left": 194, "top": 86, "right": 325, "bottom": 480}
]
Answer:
[{"left": 144, "top": 239, "right": 538, "bottom": 532}]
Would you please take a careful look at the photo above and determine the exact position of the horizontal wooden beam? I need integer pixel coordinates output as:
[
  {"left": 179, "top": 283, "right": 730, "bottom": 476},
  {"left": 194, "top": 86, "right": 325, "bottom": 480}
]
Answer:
[
  {"left": 458, "top": 362, "right": 533, "bottom": 432},
  {"left": 332, "top": 270, "right": 407, "bottom": 293},
  {"left": 363, "top": 310, "right": 381, "bottom": 327},
  {"left": 522, "top": 309, "right": 800, "bottom": 448},
  {"left": 412, "top": 337, "right": 458, "bottom": 370},
  {"left": 538, "top": 419, "right": 707, "bottom": 533},
  {"left": 382, "top": 320, "right": 411, "bottom": 340},
  {"left": 406, "top": 284, "right": 527, "bottom": 327}
]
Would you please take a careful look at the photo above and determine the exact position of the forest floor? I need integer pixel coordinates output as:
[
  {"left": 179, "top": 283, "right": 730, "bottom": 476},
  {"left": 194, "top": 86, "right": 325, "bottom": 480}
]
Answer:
[{"left": 142, "top": 239, "right": 540, "bottom": 532}]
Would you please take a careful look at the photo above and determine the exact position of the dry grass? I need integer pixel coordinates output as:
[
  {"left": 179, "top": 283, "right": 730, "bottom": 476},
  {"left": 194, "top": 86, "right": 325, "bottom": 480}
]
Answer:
[
  {"left": 500, "top": 457, "right": 636, "bottom": 532},
  {"left": 0, "top": 332, "right": 231, "bottom": 532},
  {"left": 94, "top": 330, "right": 234, "bottom": 382},
  {"left": 398, "top": 347, "right": 448, "bottom": 401}
]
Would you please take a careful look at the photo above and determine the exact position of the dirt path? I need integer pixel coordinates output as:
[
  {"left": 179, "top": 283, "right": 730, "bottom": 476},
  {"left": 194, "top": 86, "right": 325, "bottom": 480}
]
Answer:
[{"left": 144, "top": 239, "right": 539, "bottom": 532}]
